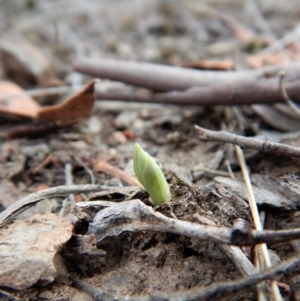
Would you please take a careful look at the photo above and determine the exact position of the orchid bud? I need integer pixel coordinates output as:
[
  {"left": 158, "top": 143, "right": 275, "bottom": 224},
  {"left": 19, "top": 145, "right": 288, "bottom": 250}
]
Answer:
[{"left": 134, "top": 143, "right": 171, "bottom": 205}]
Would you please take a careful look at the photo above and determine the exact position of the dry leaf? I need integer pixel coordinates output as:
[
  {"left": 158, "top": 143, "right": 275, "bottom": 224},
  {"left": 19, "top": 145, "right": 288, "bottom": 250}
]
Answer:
[
  {"left": 0, "top": 80, "right": 40, "bottom": 118},
  {"left": 0, "top": 213, "right": 73, "bottom": 290},
  {"left": 37, "top": 79, "right": 97, "bottom": 121}
]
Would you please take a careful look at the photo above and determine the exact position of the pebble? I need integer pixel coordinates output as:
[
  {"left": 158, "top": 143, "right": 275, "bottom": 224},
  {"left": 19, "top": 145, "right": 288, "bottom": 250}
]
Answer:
[
  {"left": 88, "top": 116, "right": 102, "bottom": 134},
  {"left": 112, "top": 131, "right": 127, "bottom": 144},
  {"left": 21, "top": 143, "right": 49, "bottom": 160},
  {"left": 114, "top": 110, "right": 138, "bottom": 129},
  {"left": 38, "top": 290, "right": 53, "bottom": 300}
]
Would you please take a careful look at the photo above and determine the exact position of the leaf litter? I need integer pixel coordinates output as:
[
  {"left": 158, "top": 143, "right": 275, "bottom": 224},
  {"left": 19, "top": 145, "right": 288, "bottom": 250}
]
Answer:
[{"left": 1, "top": 1, "right": 300, "bottom": 300}]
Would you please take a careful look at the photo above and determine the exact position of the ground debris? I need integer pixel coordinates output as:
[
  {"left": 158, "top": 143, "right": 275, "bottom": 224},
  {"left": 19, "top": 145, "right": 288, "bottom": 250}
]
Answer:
[
  {"left": 214, "top": 176, "right": 297, "bottom": 210},
  {"left": 0, "top": 213, "right": 73, "bottom": 290}
]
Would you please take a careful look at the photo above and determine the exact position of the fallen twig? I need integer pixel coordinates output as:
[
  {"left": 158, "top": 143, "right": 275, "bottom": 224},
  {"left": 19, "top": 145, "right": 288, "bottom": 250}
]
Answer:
[
  {"left": 85, "top": 199, "right": 300, "bottom": 246},
  {"left": 74, "top": 58, "right": 300, "bottom": 92},
  {"left": 31, "top": 154, "right": 59, "bottom": 175},
  {"left": 94, "top": 77, "right": 300, "bottom": 106},
  {"left": 1, "top": 121, "right": 75, "bottom": 139},
  {"left": 195, "top": 125, "right": 300, "bottom": 158},
  {"left": 94, "top": 160, "right": 141, "bottom": 186},
  {"left": 279, "top": 70, "right": 300, "bottom": 118},
  {"left": 0, "top": 184, "right": 104, "bottom": 227}
]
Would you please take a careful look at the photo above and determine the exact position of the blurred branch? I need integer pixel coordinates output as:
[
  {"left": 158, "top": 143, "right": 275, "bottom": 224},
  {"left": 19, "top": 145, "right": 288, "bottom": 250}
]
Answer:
[
  {"left": 95, "top": 77, "right": 300, "bottom": 106},
  {"left": 74, "top": 58, "right": 300, "bottom": 92}
]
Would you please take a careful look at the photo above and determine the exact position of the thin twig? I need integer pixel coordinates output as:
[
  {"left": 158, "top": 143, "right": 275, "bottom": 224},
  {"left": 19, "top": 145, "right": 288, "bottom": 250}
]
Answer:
[
  {"left": 1, "top": 121, "right": 75, "bottom": 139},
  {"left": 235, "top": 146, "right": 283, "bottom": 301},
  {"left": 31, "top": 154, "right": 58, "bottom": 174},
  {"left": 259, "top": 23, "right": 300, "bottom": 55},
  {"left": 278, "top": 70, "right": 300, "bottom": 118},
  {"left": 221, "top": 244, "right": 256, "bottom": 276},
  {"left": 225, "top": 159, "right": 235, "bottom": 179},
  {"left": 194, "top": 213, "right": 255, "bottom": 276},
  {"left": 94, "top": 160, "right": 141, "bottom": 186},
  {"left": 195, "top": 125, "right": 300, "bottom": 158},
  {"left": 0, "top": 289, "right": 20, "bottom": 301},
  {"left": 71, "top": 255, "right": 300, "bottom": 301},
  {"left": 74, "top": 156, "right": 95, "bottom": 185},
  {"left": 64, "top": 163, "right": 76, "bottom": 205},
  {"left": 0, "top": 184, "right": 103, "bottom": 227}
]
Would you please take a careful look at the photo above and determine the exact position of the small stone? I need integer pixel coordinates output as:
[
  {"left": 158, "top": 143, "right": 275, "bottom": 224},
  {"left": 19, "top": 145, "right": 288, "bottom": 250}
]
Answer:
[
  {"left": 88, "top": 116, "right": 102, "bottom": 134},
  {"left": 108, "top": 177, "right": 123, "bottom": 187},
  {"left": 38, "top": 290, "right": 53, "bottom": 300},
  {"left": 114, "top": 110, "right": 138, "bottom": 129},
  {"left": 113, "top": 131, "right": 127, "bottom": 144},
  {"left": 123, "top": 130, "right": 135, "bottom": 139},
  {"left": 21, "top": 143, "right": 49, "bottom": 160}
]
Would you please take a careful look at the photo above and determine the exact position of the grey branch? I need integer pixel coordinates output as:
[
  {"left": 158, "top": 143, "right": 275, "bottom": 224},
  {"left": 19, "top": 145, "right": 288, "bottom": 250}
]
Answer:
[
  {"left": 195, "top": 125, "right": 300, "bottom": 158},
  {"left": 75, "top": 58, "right": 300, "bottom": 106},
  {"left": 0, "top": 184, "right": 103, "bottom": 227},
  {"left": 86, "top": 199, "right": 300, "bottom": 246},
  {"left": 95, "top": 78, "right": 300, "bottom": 106},
  {"left": 74, "top": 58, "right": 300, "bottom": 92}
]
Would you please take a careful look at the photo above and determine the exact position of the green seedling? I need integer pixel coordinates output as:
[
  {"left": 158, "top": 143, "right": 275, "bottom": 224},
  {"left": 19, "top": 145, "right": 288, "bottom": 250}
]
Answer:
[{"left": 134, "top": 143, "right": 171, "bottom": 205}]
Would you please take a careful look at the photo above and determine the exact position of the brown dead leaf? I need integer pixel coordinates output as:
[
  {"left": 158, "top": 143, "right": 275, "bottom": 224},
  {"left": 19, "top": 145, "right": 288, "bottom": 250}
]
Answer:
[
  {"left": 183, "top": 60, "right": 235, "bottom": 70},
  {"left": 0, "top": 213, "right": 73, "bottom": 290},
  {"left": 37, "top": 79, "right": 97, "bottom": 121},
  {"left": 0, "top": 80, "right": 40, "bottom": 118}
]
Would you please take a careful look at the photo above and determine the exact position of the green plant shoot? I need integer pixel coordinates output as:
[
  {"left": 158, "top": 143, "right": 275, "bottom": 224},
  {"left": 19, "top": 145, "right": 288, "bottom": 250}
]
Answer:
[{"left": 134, "top": 143, "right": 171, "bottom": 205}]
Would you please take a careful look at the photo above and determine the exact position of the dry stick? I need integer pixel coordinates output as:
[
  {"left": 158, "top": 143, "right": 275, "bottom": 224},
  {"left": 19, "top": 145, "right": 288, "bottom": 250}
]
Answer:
[
  {"left": 94, "top": 77, "right": 300, "bottom": 106},
  {"left": 0, "top": 184, "right": 103, "bottom": 227},
  {"left": 1, "top": 121, "right": 76, "bottom": 140},
  {"left": 279, "top": 70, "right": 300, "bottom": 118},
  {"left": 84, "top": 199, "right": 300, "bottom": 246},
  {"left": 235, "top": 146, "right": 283, "bottom": 301},
  {"left": 94, "top": 160, "right": 141, "bottom": 186},
  {"left": 64, "top": 163, "right": 76, "bottom": 205},
  {"left": 74, "top": 58, "right": 300, "bottom": 92},
  {"left": 74, "top": 156, "right": 95, "bottom": 185},
  {"left": 195, "top": 125, "right": 300, "bottom": 158},
  {"left": 194, "top": 213, "right": 255, "bottom": 276},
  {"left": 72, "top": 255, "right": 300, "bottom": 301},
  {"left": 0, "top": 289, "right": 20, "bottom": 301}
]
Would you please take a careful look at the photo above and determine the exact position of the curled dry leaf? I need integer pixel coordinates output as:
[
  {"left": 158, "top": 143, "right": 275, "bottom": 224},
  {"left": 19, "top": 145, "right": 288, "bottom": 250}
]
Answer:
[
  {"left": 0, "top": 80, "right": 97, "bottom": 123},
  {"left": 37, "top": 79, "right": 97, "bottom": 121},
  {"left": 0, "top": 213, "right": 73, "bottom": 290},
  {"left": 0, "top": 80, "right": 40, "bottom": 118}
]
